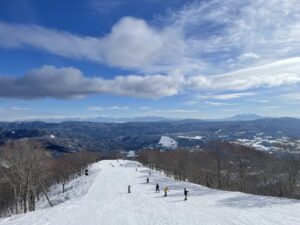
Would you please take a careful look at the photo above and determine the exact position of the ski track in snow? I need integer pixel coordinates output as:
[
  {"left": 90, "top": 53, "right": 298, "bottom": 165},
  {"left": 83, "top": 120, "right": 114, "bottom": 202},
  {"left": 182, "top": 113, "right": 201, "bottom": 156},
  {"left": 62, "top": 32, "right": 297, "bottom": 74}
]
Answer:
[{"left": 1, "top": 160, "right": 300, "bottom": 225}]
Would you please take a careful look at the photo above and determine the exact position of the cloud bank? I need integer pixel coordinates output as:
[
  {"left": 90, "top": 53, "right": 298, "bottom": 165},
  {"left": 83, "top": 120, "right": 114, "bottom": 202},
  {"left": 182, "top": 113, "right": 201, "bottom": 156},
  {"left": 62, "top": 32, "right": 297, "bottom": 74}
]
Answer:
[
  {"left": 0, "top": 65, "right": 183, "bottom": 99},
  {"left": 1, "top": 0, "right": 300, "bottom": 100},
  {"left": 1, "top": 57, "right": 300, "bottom": 99}
]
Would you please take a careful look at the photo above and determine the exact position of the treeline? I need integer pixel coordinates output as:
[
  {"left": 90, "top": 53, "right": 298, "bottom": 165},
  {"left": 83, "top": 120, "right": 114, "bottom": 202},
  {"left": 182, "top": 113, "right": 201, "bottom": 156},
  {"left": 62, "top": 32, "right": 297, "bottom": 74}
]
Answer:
[
  {"left": 0, "top": 139, "right": 100, "bottom": 217},
  {"left": 138, "top": 142, "right": 300, "bottom": 199}
]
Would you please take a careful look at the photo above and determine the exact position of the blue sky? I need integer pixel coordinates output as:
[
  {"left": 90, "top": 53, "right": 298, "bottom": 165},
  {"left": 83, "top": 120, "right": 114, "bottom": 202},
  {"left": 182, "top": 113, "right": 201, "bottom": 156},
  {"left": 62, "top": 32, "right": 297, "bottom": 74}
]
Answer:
[{"left": 0, "top": 0, "right": 300, "bottom": 121}]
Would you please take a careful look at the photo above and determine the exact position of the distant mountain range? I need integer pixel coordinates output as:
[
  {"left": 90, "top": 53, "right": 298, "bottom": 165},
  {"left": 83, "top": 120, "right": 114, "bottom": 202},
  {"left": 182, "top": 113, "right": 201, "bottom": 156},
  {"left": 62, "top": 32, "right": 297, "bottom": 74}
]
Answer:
[
  {"left": 9, "top": 114, "right": 266, "bottom": 123},
  {"left": 1, "top": 117, "right": 300, "bottom": 155},
  {"left": 18, "top": 116, "right": 173, "bottom": 123},
  {"left": 221, "top": 113, "right": 264, "bottom": 121}
]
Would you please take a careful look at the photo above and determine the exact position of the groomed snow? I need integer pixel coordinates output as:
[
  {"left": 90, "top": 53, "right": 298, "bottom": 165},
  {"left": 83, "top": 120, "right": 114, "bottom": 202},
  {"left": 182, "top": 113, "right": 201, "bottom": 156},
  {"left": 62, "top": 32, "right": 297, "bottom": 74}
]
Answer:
[
  {"left": 49, "top": 134, "right": 55, "bottom": 139},
  {"left": 178, "top": 135, "right": 203, "bottom": 140},
  {"left": 158, "top": 136, "right": 177, "bottom": 148},
  {"left": 1, "top": 160, "right": 300, "bottom": 225}
]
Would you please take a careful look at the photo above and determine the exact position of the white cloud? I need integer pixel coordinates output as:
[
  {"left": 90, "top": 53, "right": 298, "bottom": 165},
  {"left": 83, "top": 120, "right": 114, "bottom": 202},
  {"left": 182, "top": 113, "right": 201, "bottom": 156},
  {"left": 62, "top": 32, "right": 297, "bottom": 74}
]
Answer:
[
  {"left": 110, "top": 106, "right": 129, "bottom": 110},
  {"left": 204, "top": 101, "right": 230, "bottom": 106},
  {"left": 1, "top": 0, "right": 300, "bottom": 75},
  {"left": 0, "top": 17, "right": 185, "bottom": 71},
  {"left": 1, "top": 0, "right": 300, "bottom": 100},
  {"left": 199, "top": 93, "right": 256, "bottom": 100},
  {"left": 1, "top": 57, "right": 300, "bottom": 100},
  {"left": 171, "top": 0, "right": 300, "bottom": 69},
  {"left": 107, "top": 73, "right": 184, "bottom": 98},
  {"left": 88, "top": 105, "right": 129, "bottom": 111},
  {"left": 4, "top": 0, "right": 300, "bottom": 73},
  {"left": 0, "top": 22, "right": 103, "bottom": 61},
  {"left": 190, "top": 57, "right": 300, "bottom": 91},
  {"left": 0, "top": 65, "right": 183, "bottom": 99},
  {"left": 100, "top": 17, "right": 185, "bottom": 69},
  {"left": 239, "top": 52, "right": 260, "bottom": 61}
]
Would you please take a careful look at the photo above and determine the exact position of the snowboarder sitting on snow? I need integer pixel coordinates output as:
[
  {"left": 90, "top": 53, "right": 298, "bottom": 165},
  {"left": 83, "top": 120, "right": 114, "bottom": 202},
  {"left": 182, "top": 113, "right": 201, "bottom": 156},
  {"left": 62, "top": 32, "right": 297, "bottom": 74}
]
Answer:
[
  {"left": 156, "top": 183, "right": 160, "bottom": 193},
  {"left": 163, "top": 187, "right": 169, "bottom": 197},
  {"left": 184, "top": 188, "right": 189, "bottom": 201},
  {"left": 146, "top": 177, "right": 149, "bottom": 183},
  {"left": 128, "top": 185, "right": 131, "bottom": 193}
]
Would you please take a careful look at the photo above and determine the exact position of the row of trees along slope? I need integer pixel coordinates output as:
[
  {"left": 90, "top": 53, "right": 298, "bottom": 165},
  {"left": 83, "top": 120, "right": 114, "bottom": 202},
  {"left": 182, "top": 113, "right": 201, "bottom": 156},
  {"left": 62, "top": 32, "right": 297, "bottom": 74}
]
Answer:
[
  {"left": 0, "top": 139, "right": 100, "bottom": 217},
  {"left": 138, "top": 142, "right": 300, "bottom": 199}
]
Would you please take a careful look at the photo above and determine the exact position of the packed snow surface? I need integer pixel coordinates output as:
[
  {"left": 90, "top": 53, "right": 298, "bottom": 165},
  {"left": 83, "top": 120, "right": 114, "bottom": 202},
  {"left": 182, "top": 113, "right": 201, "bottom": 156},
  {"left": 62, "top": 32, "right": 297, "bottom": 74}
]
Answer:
[
  {"left": 158, "top": 136, "right": 177, "bottom": 148},
  {"left": 1, "top": 160, "right": 300, "bottom": 225},
  {"left": 178, "top": 135, "right": 203, "bottom": 140}
]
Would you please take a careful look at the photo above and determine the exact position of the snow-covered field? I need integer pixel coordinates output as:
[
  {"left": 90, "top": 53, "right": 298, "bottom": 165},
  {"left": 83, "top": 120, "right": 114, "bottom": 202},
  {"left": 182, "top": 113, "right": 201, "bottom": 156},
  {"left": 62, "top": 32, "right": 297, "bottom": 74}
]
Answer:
[
  {"left": 235, "top": 136, "right": 300, "bottom": 153},
  {"left": 178, "top": 135, "right": 203, "bottom": 140},
  {"left": 36, "top": 164, "right": 100, "bottom": 209},
  {"left": 158, "top": 136, "right": 178, "bottom": 148},
  {"left": 1, "top": 160, "right": 300, "bottom": 225}
]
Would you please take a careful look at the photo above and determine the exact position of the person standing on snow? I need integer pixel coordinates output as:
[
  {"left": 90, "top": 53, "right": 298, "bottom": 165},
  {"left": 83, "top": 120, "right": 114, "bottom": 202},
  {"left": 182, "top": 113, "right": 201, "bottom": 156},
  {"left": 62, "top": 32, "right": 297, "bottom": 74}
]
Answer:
[
  {"left": 184, "top": 188, "right": 189, "bottom": 201},
  {"left": 163, "top": 187, "right": 169, "bottom": 197},
  {"left": 146, "top": 177, "right": 149, "bottom": 183},
  {"left": 128, "top": 185, "right": 131, "bottom": 193},
  {"left": 156, "top": 183, "right": 160, "bottom": 193}
]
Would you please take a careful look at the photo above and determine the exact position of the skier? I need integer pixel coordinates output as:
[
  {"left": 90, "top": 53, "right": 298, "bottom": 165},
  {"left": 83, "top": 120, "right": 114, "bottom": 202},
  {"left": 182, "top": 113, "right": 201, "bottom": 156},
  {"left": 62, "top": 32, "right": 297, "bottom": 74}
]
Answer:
[
  {"left": 128, "top": 185, "right": 131, "bottom": 193},
  {"left": 85, "top": 169, "right": 89, "bottom": 176},
  {"left": 163, "top": 187, "right": 168, "bottom": 197},
  {"left": 146, "top": 177, "right": 149, "bottom": 183},
  {"left": 156, "top": 183, "right": 160, "bottom": 193},
  {"left": 184, "top": 188, "right": 189, "bottom": 201}
]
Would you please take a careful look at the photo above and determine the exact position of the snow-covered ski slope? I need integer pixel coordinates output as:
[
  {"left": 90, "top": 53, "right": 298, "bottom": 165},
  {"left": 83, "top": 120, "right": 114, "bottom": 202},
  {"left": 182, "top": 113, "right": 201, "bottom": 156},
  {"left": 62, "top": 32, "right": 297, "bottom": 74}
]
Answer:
[{"left": 1, "top": 160, "right": 300, "bottom": 225}]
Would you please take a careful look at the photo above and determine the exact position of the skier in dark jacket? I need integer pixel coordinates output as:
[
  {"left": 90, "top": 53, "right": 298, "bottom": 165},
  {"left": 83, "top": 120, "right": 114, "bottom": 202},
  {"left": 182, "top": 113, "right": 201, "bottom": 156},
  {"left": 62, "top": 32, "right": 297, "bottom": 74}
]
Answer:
[
  {"left": 146, "top": 177, "right": 149, "bottom": 183},
  {"left": 156, "top": 183, "right": 160, "bottom": 193},
  {"left": 184, "top": 188, "right": 189, "bottom": 201},
  {"left": 128, "top": 185, "right": 131, "bottom": 193}
]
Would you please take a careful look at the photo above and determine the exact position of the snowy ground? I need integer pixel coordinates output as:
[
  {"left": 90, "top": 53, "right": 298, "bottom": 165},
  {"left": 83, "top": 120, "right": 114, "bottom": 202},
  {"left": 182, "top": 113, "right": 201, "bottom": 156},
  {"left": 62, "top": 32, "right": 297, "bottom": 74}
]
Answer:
[
  {"left": 36, "top": 164, "right": 100, "bottom": 209},
  {"left": 158, "top": 136, "right": 178, "bottom": 148},
  {"left": 1, "top": 160, "right": 300, "bottom": 225}
]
